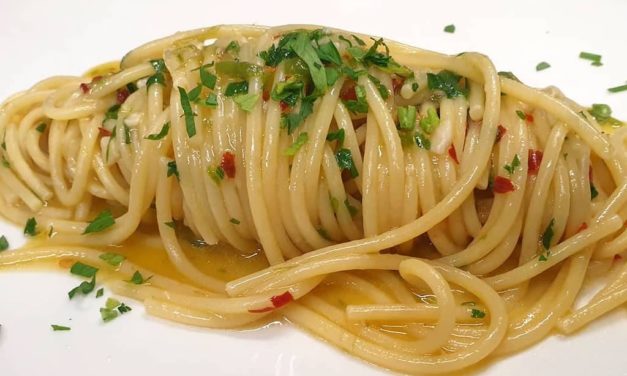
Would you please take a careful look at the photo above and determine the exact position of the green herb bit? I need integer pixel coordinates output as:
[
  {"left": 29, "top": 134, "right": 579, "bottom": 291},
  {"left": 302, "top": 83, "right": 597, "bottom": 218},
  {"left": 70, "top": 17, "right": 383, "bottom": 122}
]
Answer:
[
  {"left": 335, "top": 148, "right": 359, "bottom": 178},
  {"left": 272, "top": 76, "right": 304, "bottom": 107},
  {"left": 536, "top": 61, "right": 551, "bottom": 71},
  {"left": 343, "top": 85, "right": 368, "bottom": 114},
  {"left": 284, "top": 32, "right": 328, "bottom": 95},
  {"left": 579, "top": 51, "right": 602, "bottom": 65},
  {"left": 368, "top": 75, "right": 389, "bottom": 99},
  {"left": 204, "top": 93, "right": 218, "bottom": 108},
  {"left": 515, "top": 110, "right": 526, "bottom": 120},
  {"left": 1, "top": 157, "right": 9, "bottom": 168},
  {"left": 326, "top": 129, "right": 345, "bottom": 147},
  {"left": 24, "top": 217, "right": 38, "bottom": 236},
  {"left": 104, "top": 104, "right": 121, "bottom": 122},
  {"left": 164, "top": 221, "right": 176, "bottom": 229},
  {"left": 497, "top": 71, "right": 521, "bottom": 83},
  {"left": 199, "top": 64, "right": 217, "bottom": 89},
  {"left": 608, "top": 84, "right": 627, "bottom": 94},
  {"left": 146, "top": 72, "right": 165, "bottom": 87},
  {"left": 117, "top": 303, "right": 132, "bottom": 314},
  {"left": 411, "top": 82, "right": 419, "bottom": 92},
  {"left": 503, "top": 154, "right": 521, "bottom": 175},
  {"left": 283, "top": 94, "right": 317, "bottom": 134},
  {"left": 233, "top": 93, "right": 260, "bottom": 112},
  {"left": 167, "top": 160, "right": 179, "bottom": 180},
  {"left": 344, "top": 199, "right": 358, "bottom": 217},
  {"left": 283, "top": 132, "right": 309, "bottom": 156},
  {"left": 177, "top": 87, "right": 197, "bottom": 138},
  {"left": 316, "top": 227, "right": 331, "bottom": 240},
  {"left": 128, "top": 270, "right": 151, "bottom": 285},
  {"left": 83, "top": 210, "right": 115, "bottom": 234},
  {"left": 542, "top": 218, "right": 555, "bottom": 250},
  {"left": 444, "top": 24, "right": 456, "bottom": 33},
  {"left": 68, "top": 276, "right": 96, "bottom": 299},
  {"left": 123, "top": 124, "right": 132, "bottom": 145},
  {"left": 229, "top": 218, "right": 241, "bottom": 225},
  {"left": 470, "top": 308, "right": 486, "bottom": 318},
  {"left": 419, "top": 108, "right": 440, "bottom": 134},
  {"left": 352, "top": 34, "right": 366, "bottom": 46},
  {"left": 225, "top": 40, "right": 240, "bottom": 55},
  {"left": 100, "top": 307, "right": 118, "bottom": 322},
  {"left": 414, "top": 132, "right": 431, "bottom": 150},
  {"left": 145, "top": 122, "right": 170, "bottom": 140},
  {"left": 225, "top": 81, "right": 249, "bottom": 97},
  {"left": 591, "top": 183, "right": 599, "bottom": 199},
  {"left": 207, "top": 165, "right": 225, "bottom": 185},
  {"left": 51, "top": 324, "right": 71, "bottom": 331},
  {"left": 96, "top": 288, "right": 104, "bottom": 298},
  {"left": 150, "top": 59, "right": 166, "bottom": 73},
  {"left": 35, "top": 123, "right": 47, "bottom": 133},
  {"left": 398, "top": 106, "right": 417, "bottom": 130},
  {"left": 99, "top": 252, "right": 125, "bottom": 267},
  {"left": 70, "top": 262, "right": 99, "bottom": 278},
  {"left": 0, "top": 235, "right": 8, "bottom": 251},
  {"left": 427, "top": 70, "right": 468, "bottom": 98},
  {"left": 316, "top": 41, "right": 342, "bottom": 66},
  {"left": 325, "top": 67, "right": 340, "bottom": 86}
]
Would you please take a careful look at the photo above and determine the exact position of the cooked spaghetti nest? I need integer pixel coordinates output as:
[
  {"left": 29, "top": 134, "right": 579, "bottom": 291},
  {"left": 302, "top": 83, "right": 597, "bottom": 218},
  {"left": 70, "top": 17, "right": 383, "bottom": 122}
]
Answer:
[{"left": 0, "top": 24, "right": 626, "bottom": 374}]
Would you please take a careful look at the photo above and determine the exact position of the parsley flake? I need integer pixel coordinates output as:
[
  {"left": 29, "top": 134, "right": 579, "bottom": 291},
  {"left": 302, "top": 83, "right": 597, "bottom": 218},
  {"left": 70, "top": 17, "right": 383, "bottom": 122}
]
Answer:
[
  {"left": 145, "top": 122, "right": 170, "bottom": 140},
  {"left": 83, "top": 210, "right": 115, "bottom": 234}
]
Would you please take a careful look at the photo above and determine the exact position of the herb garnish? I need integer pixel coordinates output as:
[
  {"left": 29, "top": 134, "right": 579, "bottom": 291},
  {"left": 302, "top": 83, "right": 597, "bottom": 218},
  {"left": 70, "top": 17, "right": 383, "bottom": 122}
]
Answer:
[
  {"left": 283, "top": 132, "right": 309, "bottom": 156},
  {"left": 83, "top": 210, "right": 115, "bottom": 234}
]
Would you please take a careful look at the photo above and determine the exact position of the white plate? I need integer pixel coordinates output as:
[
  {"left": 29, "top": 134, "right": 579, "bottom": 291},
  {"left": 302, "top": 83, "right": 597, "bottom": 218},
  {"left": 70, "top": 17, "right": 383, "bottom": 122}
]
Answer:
[{"left": 1, "top": 1, "right": 626, "bottom": 375}]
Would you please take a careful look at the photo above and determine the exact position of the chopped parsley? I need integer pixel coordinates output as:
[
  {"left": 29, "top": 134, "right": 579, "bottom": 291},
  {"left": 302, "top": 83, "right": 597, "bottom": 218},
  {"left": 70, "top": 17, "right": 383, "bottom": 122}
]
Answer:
[
  {"left": 147, "top": 59, "right": 166, "bottom": 87},
  {"left": 579, "top": 51, "right": 602, "bottom": 66},
  {"left": 145, "top": 122, "right": 170, "bottom": 140},
  {"left": 608, "top": 84, "right": 627, "bottom": 93},
  {"left": 515, "top": 110, "right": 526, "bottom": 120},
  {"left": 167, "top": 160, "right": 179, "bottom": 180},
  {"left": 35, "top": 123, "right": 47, "bottom": 133},
  {"left": 471, "top": 308, "right": 486, "bottom": 318},
  {"left": 591, "top": 183, "right": 599, "bottom": 200},
  {"left": 503, "top": 154, "right": 521, "bottom": 175},
  {"left": 283, "top": 94, "right": 316, "bottom": 134},
  {"left": 100, "top": 298, "right": 132, "bottom": 322},
  {"left": 164, "top": 221, "right": 176, "bottom": 229},
  {"left": 335, "top": 148, "right": 359, "bottom": 178},
  {"left": 0, "top": 235, "right": 8, "bottom": 251},
  {"left": 225, "top": 40, "right": 240, "bottom": 55},
  {"left": 316, "top": 41, "right": 342, "bottom": 66},
  {"left": 443, "top": 24, "right": 456, "bottom": 33},
  {"left": 233, "top": 93, "right": 260, "bottom": 112},
  {"left": 229, "top": 218, "right": 241, "bottom": 225},
  {"left": 282, "top": 32, "right": 327, "bottom": 94},
  {"left": 24, "top": 217, "right": 38, "bottom": 236},
  {"left": 104, "top": 104, "right": 121, "bottom": 122},
  {"left": 398, "top": 106, "right": 417, "bottom": 130},
  {"left": 99, "top": 252, "right": 125, "bottom": 267},
  {"left": 343, "top": 85, "right": 368, "bottom": 114},
  {"left": 427, "top": 70, "right": 468, "bottom": 98},
  {"left": 345, "top": 199, "right": 358, "bottom": 217},
  {"left": 225, "top": 81, "right": 249, "bottom": 97},
  {"left": 419, "top": 108, "right": 440, "bottom": 134},
  {"left": 414, "top": 132, "right": 431, "bottom": 150},
  {"left": 272, "top": 76, "right": 304, "bottom": 107},
  {"left": 70, "top": 262, "right": 99, "bottom": 278},
  {"left": 128, "top": 270, "right": 151, "bottom": 285},
  {"left": 411, "top": 82, "right": 419, "bottom": 92},
  {"left": 83, "top": 210, "right": 115, "bottom": 234},
  {"left": 283, "top": 132, "right": 309, "bottom": 156},
  {"left": 199, "top": 64, "right": 217, "bottom": 89},
  {"left": 539, "top": 219, "right": 555, "bottom": 261},
  {"left": 68, "top": 276, "right": 96, "bottom": 299},
  {"left": 347, "top": 37, "right": 412, "bottom": 77},
  {"left": 51, "top": 325, "right": 71, "bottom": 331},
  {"left": 536, "top": 61, "right": 551, "bottom": 71},
  {"left": 326, "top": 129, "right": 345, "bottom": 147},
  {"left": 177, "top": 87, "right": 197, "bottom": 138},
  {"left": 96, "top": 288, "right": 104, "bottom": 298},
  {"left": 207, "top": 165, "right": 225, "bottom": 184},
  {"left": 368, "top": 75, "right": 389, "bottom": 100},
  {"left": 204, "top": 93, "right": 218, "bottom": 108}
]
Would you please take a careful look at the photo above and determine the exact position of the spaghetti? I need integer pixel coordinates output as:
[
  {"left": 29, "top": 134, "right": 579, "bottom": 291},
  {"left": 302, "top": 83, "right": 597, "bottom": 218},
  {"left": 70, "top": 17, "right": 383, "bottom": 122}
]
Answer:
[{"left": 0, "top": 25, "right": 626, "bottom": 374}]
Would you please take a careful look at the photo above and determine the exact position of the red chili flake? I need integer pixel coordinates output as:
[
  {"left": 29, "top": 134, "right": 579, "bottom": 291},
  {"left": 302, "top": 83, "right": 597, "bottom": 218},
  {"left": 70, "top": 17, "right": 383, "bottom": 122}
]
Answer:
[
  {"left": 340, "top": 81, "right": 357, "bottom": 101},
  {"left": 525, "top": 114, "right": 534, "bottom": 123},
  {"left": 79, "top": 83, "right": 90, "bottom": 94},
  {"left": 614, "top": 254, "right": 623, "bottom": 262},
  {"left": 247, "top": 291, "right": 294, "bottom": 313},
  {"left": 116, "top": 88, "right": 130, "bottom": 104},
  {"left": 576, "top": 222, "right": 588, "bottom": 233},
  {"left": 495, "top": 125, "right": 507, "bottom": 143},
  {"left": 528, "top": 150, "right": 543, "bottom": 175},
  {"left": 493, "top": 176, "right": 515, "bottom": 193},
  {"left": 279, "top": 101, "right": 290, "bottom": 113},
  {"left": 270, "top": 291, "right": 294, "bottom": 308},
  {"left": 220, "top": 151, "right": 236, "bottom": 178},
  {"left": 98, "top": 127, "right": 112, "bottom": 137},
  {"left": 448, "top": 144, "right": 459, "bottom": 164},
  {"left": 262, "top": 90, "right": 270, "bottom": 102},
  {"left": 392, "top": 76, "right": 405, "bottom": 94}
]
